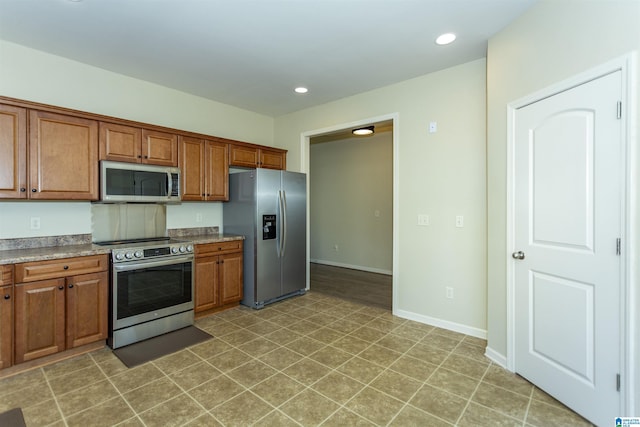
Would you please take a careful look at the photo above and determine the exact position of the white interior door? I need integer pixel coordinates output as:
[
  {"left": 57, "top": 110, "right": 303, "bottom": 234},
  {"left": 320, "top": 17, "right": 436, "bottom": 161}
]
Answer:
[{"left": 513, "top": 71, "right": 622, "bottom": 426}]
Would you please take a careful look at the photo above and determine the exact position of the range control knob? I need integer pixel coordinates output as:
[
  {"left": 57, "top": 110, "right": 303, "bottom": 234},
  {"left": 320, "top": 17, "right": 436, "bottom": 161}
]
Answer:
[
  {"left": 125, "top": 252, "right": 134, "bottom": 259},
  {"left": 115, "top": 253, "right": 125, "bottom": 261},
  {"left": 134, "top": 251, "right": 143, "bottom": 258},
  {"left": 186, "top": 244, "right": 194, "bottom": 253},
  {"left": 171, "top": 247, "right": 179, "bottom": 254},
  {"left": 179, "top": 246, "right": 186, "bottom": 253}
]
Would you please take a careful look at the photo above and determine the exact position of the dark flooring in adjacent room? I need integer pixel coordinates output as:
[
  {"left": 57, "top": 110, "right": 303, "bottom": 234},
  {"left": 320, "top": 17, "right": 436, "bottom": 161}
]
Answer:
[{"left": 310, "top": 263, "right": 392, "bottom": 310}]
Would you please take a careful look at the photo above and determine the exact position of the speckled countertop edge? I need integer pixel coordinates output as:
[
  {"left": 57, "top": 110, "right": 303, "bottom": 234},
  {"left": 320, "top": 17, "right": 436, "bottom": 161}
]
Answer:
[{"left": 0, "top": 233, "right": 244, "bottom": 265}]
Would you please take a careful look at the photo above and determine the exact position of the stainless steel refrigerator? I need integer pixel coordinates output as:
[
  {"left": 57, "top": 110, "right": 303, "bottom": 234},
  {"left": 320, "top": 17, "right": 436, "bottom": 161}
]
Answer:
[{"left": 223, "top": 169, "right": 307, "bottom": 308}]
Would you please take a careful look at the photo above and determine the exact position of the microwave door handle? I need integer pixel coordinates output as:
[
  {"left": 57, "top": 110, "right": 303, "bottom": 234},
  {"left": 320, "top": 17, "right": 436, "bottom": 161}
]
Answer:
[{"left": 167, "top": 171, "right": 172, "bottom": 199}]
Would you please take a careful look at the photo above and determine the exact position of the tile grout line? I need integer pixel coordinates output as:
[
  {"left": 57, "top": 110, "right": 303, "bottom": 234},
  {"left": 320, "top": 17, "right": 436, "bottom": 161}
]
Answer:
[{"left": 41, "top": 366, "right": 70, "bottom": 427}]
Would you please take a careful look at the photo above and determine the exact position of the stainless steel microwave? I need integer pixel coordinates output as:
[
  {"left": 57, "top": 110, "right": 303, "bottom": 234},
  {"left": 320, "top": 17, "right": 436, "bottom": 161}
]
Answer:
[{"left": 100, "top": 161, "right": 181, "bottom": 203}]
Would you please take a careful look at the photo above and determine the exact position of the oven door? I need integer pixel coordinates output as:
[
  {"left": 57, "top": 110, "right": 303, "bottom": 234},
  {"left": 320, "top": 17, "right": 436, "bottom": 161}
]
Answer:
[{"left": 112, "top": 256, "right": 193, "bottom": 331}]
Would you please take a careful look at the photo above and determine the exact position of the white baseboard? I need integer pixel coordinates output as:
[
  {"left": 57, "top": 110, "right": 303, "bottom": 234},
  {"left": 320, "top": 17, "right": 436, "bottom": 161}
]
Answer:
[
  {"left": 310, "top": 259, "right": 392, "bottom": 276},
  {"left": 394, "top": 308, "right": 487, "bottom": 340},
  {"left": 484, "top": 346, "right": 509, "bottom": 369}
]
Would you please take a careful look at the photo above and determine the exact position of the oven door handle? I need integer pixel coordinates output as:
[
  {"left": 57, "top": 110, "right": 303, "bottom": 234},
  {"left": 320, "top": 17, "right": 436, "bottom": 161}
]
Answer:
[{"left": 113, "top": 256, "right": 193, "bottom": 272}]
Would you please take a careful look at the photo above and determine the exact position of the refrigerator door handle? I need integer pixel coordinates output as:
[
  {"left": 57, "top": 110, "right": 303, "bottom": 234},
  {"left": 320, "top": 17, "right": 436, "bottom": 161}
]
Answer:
[
  {"left": 281, "top": 190, "right": 287, "bottom": 257},
  {"left": 277, "top": 190, "right": 284, "bottom": 257}
]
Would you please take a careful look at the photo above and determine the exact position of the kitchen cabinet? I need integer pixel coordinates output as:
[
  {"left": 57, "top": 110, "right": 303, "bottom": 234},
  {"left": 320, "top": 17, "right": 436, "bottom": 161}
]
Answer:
[
  {"left": 179, "top": 136, "right": 229, "bottom": 201},
  {"left": 29, "top": 111, "right": 99, "bottom": 200},
  {"left": 0, "top": 106, "right": 98, "bottom": 200},
  {"left": 0, "top": 104, "right": 27, "bottom": 199},
  {"left": 14, "top": 255, "right": 108, "bottom": 364},
  {"left": 229, "top": 143, "right": 286, "bottom": 170},
  {"left": 0, "top": 265, "right": 14, "bottom": 370},
  {"left": 99, "top": 122, "right": 178, "bottom": 166},
  {"left": 194, "top": 241, "right": 243, "bottom": 314}
]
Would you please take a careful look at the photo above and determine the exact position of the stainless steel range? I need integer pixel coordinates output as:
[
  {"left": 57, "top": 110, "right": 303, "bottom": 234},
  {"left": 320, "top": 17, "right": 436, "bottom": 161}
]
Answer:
[{"left": 96, "top": 238, "right": 194, "bottom": 349}]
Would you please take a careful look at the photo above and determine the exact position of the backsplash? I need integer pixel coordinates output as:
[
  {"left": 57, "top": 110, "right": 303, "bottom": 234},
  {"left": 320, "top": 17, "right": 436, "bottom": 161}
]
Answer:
[{"left": 168, "top": 226, "right": 219, "bottom": 238}]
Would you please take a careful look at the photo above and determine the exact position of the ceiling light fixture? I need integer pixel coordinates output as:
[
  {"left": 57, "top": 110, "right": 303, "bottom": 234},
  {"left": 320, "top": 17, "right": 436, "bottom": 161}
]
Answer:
[
  {"left": 294, "top": 87, "right": 308, "bottom": 94},
  {"left": 352, "top": 125, "right": 374, "bottom": 136},
  {"left": 435, "top": 33, "right": 456, "bottom": 45}
]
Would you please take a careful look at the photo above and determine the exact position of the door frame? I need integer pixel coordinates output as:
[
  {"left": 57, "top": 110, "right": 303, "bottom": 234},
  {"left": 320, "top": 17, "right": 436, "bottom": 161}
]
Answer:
[
  {"left": 299, "top": 112, "right": 399, "bottom": 314},
  {"left": 506, "top": 53, "right": 637, "bottom": 414}
]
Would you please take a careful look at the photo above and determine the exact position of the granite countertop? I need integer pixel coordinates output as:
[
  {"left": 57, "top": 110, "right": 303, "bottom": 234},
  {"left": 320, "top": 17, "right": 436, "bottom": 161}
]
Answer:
[{"left": 0, "top": 231, "right": 244, "bottom": 265}]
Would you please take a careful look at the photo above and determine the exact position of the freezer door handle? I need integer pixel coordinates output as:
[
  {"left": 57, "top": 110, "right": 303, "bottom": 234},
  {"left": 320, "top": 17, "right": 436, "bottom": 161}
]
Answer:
[{"left": 277, "top": 190, "right": 287, "bottom": 257}]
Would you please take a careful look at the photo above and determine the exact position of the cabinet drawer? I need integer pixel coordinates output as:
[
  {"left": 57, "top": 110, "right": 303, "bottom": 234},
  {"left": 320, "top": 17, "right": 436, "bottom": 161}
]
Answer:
[
  {"left": 195, "top": 240, "right": 243, "bottom": 257},
  {"left": 0, "top": 265, "right": 13, "bottom": 286},
  {"left": 15, "top": 254, "right": 108, "bottom": 283}
]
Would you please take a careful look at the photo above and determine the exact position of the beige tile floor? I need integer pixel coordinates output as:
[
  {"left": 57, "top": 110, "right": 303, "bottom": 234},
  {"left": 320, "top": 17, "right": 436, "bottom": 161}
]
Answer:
[{"left": 0, "top": 291, "right": 593, "bottom": 426}]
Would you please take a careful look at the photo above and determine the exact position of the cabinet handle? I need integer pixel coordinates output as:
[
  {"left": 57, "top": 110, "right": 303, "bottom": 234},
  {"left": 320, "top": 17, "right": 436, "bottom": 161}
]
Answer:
[
  {"left": 63, "top": 265, "right": 69, "bottom": 270},
  {"left": 144, "top": 155, "right": 148, "bottom": 159},
  {"left": 58, "top": 286, "right": 64, "bottom": 290},
  {"left": 220, "top": 260, "right": 224, "bottom": 264},
  {"left": 31, "top": 188, "right": 37, "bottom": 193},
  {"left": 138, "top": 155, "right": 142, "bottom": 158},
  {"left": 3, "top": 294, "right": 9, "bottom": 300},
  {"left": 68, "top": 284, "right": 74, "bottom": 289},
  {"left": 20, "top": 188, "right": 26, "bottom": 192}
]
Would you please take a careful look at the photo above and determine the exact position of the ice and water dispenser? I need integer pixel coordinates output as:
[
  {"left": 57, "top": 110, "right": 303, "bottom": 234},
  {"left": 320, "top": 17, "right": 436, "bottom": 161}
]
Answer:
[{"left": 263, "top": 215, "right": 276, "bottom": 240}]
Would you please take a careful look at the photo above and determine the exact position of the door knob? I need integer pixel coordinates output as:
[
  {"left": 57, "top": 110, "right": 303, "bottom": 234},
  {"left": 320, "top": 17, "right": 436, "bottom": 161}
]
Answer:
[{"left": 512, "top": 251, "right": 525, "bottom": 260}]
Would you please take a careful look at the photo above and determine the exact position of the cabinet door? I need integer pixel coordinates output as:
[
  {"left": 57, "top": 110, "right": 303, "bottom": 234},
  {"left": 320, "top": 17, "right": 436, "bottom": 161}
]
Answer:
[
  {"left": 142, "top": 129, "right": 178, "bottom": 166},
  {"left": 66, "top": 271, "right": 108, "bottom": 348},
  {"left": 0, "top": 104, "right": 27, "bottom": 198},
  {"left": 99, "top": 122, "right": 142, "bottom": 163},
  {"left": 205, "top": 141, "right": 229, "bottom": 201},
  {"left": 29, "top": 111, "right": 98, "bottom": 200},
  {"left": 0, "top": 285, "right": 12, "bottom": 370},
  {"left": 260, "top": 149, "right": 286, "bottom": 170},
  {"left": 229, "top": 144, "right": 258, "bottom": 168},
  {"left": 194, "top": 256, "right": 219, "bottom": 312},
  {"left": 179, "top": 136, "right": 206, "bottom": 201},
  {"left": 14, "top": 278, "right": 66, "bottom": 363},
  {"left": 220, "top": 252, "right": 243, "bottom": 305}
]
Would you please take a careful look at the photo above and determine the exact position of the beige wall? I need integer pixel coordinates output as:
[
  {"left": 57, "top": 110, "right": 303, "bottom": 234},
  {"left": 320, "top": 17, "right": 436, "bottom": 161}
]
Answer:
[
  {"left": 310, "top": 131, "right": 393, "bottom": 273},
  {"left": 486, "top": 0, "right": 640, "bottom": 411},
  {"left": 276, "top": 59, "right": 487, "bottom": 336},
  {"left": 0, "top": 40, "right": 275, "bottom": 238}
]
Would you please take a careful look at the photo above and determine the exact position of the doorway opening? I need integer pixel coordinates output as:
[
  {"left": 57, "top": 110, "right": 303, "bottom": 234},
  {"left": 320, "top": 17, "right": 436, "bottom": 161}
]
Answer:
[{"left": 301, "top": 114, "right": 398, "bottom": 312}]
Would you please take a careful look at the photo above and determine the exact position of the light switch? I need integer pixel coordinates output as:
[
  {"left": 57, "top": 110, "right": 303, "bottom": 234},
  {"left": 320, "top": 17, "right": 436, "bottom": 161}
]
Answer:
[
  {"left": 429, "top": 122, "right": 437, "bottom": 133},
  {"left": 455, "top": 215, "right": 464, "bottom": 228}
]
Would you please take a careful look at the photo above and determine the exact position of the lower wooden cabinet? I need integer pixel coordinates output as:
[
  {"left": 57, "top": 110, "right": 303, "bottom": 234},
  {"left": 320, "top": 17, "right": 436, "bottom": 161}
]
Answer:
[
  {"left": 194, "top": 241, "right": 243, "bottom": 313},
  {"left": 14, "top": 271, "right": 108, "bottom": 364},
  {"left": 0, "top": 284, "right": 13, "bottom": 370},
  {"left": 13, "top": 255, "right": 108, "bottom": 364}
]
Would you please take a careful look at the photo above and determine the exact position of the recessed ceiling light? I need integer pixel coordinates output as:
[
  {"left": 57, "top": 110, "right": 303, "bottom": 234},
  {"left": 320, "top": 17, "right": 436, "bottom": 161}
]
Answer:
[
  {"left": 435, "top": 33, "right": 456, "bottom": 45},
  {"left": 294, "top": 87, "right": 308, "bottom": 94}
]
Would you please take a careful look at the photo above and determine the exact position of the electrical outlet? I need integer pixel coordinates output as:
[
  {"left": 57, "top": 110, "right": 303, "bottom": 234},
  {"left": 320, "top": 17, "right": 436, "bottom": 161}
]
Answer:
[
  {"left": 374, "top": 210, "right": 380, "bottom": 218},
  {"left": 446, "top": 287, "right": 454, "bottom": 299},
  {"left": 417, "top": 214, "right": 430, "bottom": 226},
  {"left": 334, "top": 244, "right": 339, "bottom": 252},
  {"left": 196, "top": 213, "right": 203, "bottom": 223},
  {"left": 455, "top": 215, "right": 464, "bottom": 228},
  {"left": 30, "top": 217, "right": 41, "bottom": 230}
]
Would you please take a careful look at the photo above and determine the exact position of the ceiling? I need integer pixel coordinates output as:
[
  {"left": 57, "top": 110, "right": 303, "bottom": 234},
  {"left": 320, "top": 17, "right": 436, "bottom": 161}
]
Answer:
[{"left": 0, "top": 0, "right": 536, "bottom": 117}]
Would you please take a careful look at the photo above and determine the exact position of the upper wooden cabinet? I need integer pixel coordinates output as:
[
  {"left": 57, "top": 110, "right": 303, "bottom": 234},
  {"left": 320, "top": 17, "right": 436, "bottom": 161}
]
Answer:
[
  {"left": 100, "top": 122, "right": 178, "bottom": 166},
  {"left": 0, "top": 105, "right": 27, "bottom": 199},
  {"left": 229, "top": 143, "right": 286, "bottom": 170},
  {"left": 179, "top": 136, "right": 228, "bottom": 201},
  {"left": 29, "top": 111, "right": 99, "bottom": 200}
]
